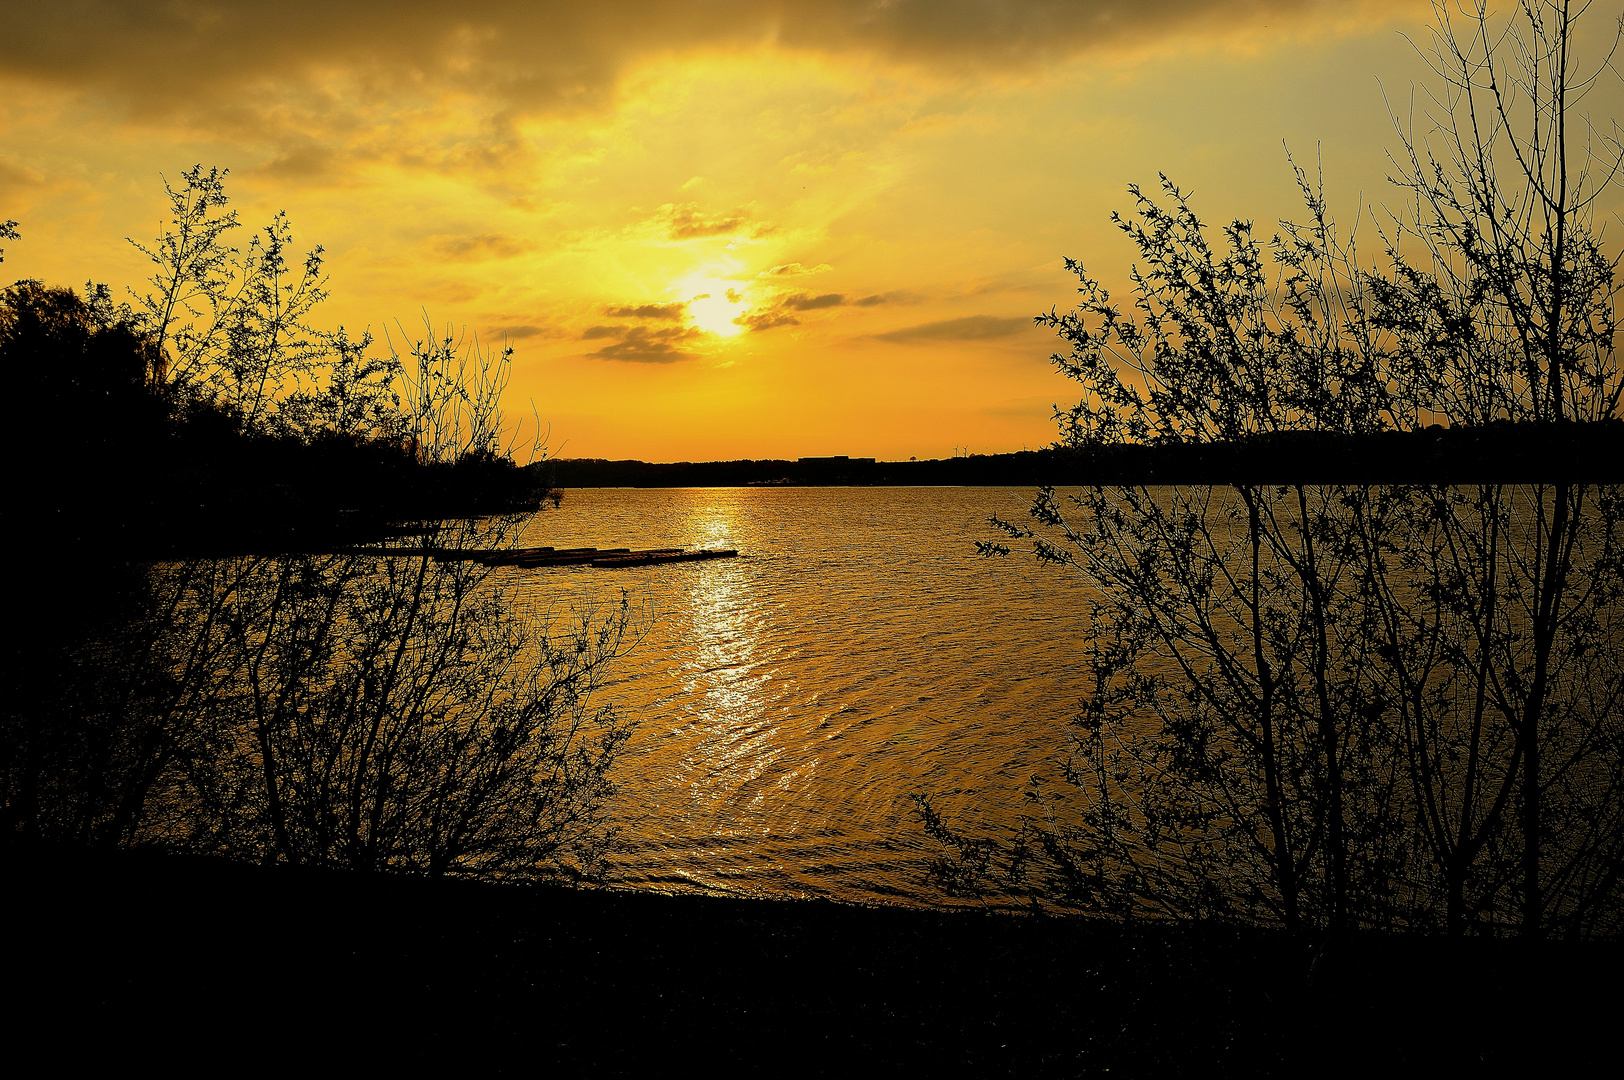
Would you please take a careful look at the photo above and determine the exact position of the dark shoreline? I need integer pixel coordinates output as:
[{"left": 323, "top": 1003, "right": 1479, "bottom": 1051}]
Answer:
[
  {"left": 9, "top": 843, "right": 1616, "bottom": 1074},
  {"left": 549, "top": 421, "right": 1624, "bottom": 488}
]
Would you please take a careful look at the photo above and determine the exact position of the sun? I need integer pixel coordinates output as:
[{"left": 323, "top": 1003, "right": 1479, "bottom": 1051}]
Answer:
[{"left": 684, "top": 279, "right": 748, "bottom": 338}]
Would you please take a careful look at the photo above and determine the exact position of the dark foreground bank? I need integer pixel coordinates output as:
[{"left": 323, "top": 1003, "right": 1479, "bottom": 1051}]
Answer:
[{"left": 6, "top": 845, "right": 1616, "bottom": 1077}]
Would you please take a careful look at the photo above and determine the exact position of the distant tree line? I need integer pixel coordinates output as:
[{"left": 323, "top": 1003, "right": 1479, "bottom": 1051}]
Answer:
[
  {"left": 551, "top": 423, "right": 1624, "bottom": 488},
  {"left": 3, "top": 168, "right": 550, "bottom": 557}
]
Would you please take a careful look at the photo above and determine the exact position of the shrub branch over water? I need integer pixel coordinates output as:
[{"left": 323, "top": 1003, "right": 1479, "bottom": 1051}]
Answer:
[
  {"left": 925, "top": 0, "right": 1624, "bottom": 939},
  {"left": 2, "top": 172, "right": 633, "bottom": 883}
]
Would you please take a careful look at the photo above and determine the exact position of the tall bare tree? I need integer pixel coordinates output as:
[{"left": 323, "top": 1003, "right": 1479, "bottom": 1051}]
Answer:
[
  {"left": 969, "top": 169, "right": 1406, "bottom": 934},
  {"left": 934, "top": 1, "right": 1624, "bottom": 940},
  {"left": 1367, "top": 0, "right": 1624, "bottom": 936}
]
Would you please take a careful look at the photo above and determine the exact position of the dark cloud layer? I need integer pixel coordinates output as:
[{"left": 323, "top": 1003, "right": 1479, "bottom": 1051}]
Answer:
[
  {"left": 606, "top": 301, "right": 687, "bottom": 319},
  {"left": 582, "top": 322, "right": 703, "bottom": 362},
  {"left": 735, "top": 310, "right": 801, "bottom": 332},
  {"left": 734, "top": 286, "right": 906, "bottom": 332},
  {"left": 495, "top": 324, "right": 549, "bottom": 339},
  {"left": 2, "top": 2, "right": 1333, "bottom": 115},
  {"left": 782, "top": 292, "right": 844, "bottom": 311}
]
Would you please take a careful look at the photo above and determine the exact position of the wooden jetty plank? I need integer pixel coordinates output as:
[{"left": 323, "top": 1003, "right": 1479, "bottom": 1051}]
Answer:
[
  {"left": 591, "top": 548, "right": 738, "bottom": 568},
  {"left": 335, "top": 544, "right": 737, "bottom": 569},
  {"left": 337, "top": 546, "right": 559, "bottom": 562},
  {"left": 501, "top": 548, "right": 629, "bottom": 568}
]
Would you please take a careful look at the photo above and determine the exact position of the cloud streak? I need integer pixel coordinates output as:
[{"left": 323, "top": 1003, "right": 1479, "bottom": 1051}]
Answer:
[
  {"left": 581, "top": 322, "right": 704, "bottom": 362},
  {"left": 494, "top": 324, "right": 550, "bottom": 339},
  {"left": 874, "top": 315, "right": 1035, "bottom": 343},
  {"left": 760, "top": 262, "right": 832, "bottom": 277},
  {"left": 605, "top": 301, "right": 688, "bottom": 320},
  {"left": 628, "top": 202, "right": 775, "bottom": 243},
  {"left": 424, "top": 232, "right": 532, "bottom": 261},
  {"left": 782, "top": 292, "right": 844, "bottom": 311},
  {"left": 735, "top": 310, "right": 801, "bottom": 332},
  {"left": 732, "top": 286, "right": 907, "bottom": 332}
]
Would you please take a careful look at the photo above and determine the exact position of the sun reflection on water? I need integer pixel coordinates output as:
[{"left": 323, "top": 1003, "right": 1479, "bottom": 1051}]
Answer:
[
  {"left": 667, "top": 497, "right": 790, "bottom": 871},
  {"left": 513, "top": 486, "right": 1101, "bottom": 906}
]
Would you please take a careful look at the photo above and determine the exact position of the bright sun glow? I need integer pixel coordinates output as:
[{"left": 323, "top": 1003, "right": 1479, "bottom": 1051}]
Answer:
[{"left": 686, "top": 282, "right": 748, "bottom": 338}]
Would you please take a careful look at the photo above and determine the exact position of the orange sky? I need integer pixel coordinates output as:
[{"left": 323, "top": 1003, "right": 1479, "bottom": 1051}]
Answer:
[{"left": 5, "top": 1, "right": 1620, "bottom": 460}]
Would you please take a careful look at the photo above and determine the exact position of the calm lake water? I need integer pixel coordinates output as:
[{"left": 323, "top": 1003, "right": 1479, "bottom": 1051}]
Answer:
[{"left": 506, "top": 486, "right": 1097, "bottom": 908}]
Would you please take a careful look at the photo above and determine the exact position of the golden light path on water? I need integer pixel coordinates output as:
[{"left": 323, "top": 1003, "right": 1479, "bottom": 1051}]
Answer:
[{"left": 506, "top": 487, "right": 1100, "bottom": 907}]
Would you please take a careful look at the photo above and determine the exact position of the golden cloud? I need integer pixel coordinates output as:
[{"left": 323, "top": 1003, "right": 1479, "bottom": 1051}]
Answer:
[
  {"left": 760, "top": 262, "right": 833, "bottom": 277},
  {"left": 633, "top": 202, "right": 774, "bottom": 243}
]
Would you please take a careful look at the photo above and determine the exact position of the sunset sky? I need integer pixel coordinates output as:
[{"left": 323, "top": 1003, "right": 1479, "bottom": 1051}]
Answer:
[{"left": 5, "top": 1, "right": 1620, "bottom": 461}]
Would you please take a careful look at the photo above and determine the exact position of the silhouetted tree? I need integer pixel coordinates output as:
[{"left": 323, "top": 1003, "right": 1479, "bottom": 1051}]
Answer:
[
  {"left": 119, "top": 526, "right": 635, "bottom": 881},
  {"left": 276, "top": 325, "right": 402, "bottom": 442},
  {"left": 933, "top": 0, "right": 1624, "bottom": 940},
  {"left": 4, "top": 171, "right": 628, "bottom": 886},
  {"left": 1, "top": 279, "right": 168, "bottom": 498},
  {"left": 128, "top": 166, "right": 383, "bottom": 441},
  {"left": 1356, "top": 0, "right": 1624, "bottom": 937},
  {"left": 1, "top": 280, "right": 180, "bottom": 844},
  {"left": 967, "top": 170, "right": 1411, "bottom": 935},
  {"left": 126, "top": 165, "right": 237, "bottom": 392},
  {"left": 390, "top": 314, "right": 519, "bottom": 465}
]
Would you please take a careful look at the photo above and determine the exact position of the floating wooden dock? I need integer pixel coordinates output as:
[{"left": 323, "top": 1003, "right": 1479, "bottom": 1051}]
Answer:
[
  {"left": 339, "top": 544, "right": 739, "bottom": 569},
  {"left": 590, "top": 549, "right": 738, "bottom": 568}
]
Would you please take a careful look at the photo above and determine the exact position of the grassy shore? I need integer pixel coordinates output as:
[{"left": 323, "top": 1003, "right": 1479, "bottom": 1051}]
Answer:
[{"left": 6, "top": 842, "right": 1616, "bottom": 1075}]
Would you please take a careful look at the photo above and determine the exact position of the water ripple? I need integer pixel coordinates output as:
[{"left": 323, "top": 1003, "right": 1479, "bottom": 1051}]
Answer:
[{"left": 511, "top": 486, "right": 1094, "bottom": 907}]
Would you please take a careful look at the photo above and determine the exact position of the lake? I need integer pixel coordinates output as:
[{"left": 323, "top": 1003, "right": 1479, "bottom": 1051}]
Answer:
[{"left": 505, "top": 486, "right": 1097, "bottom": 907}]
